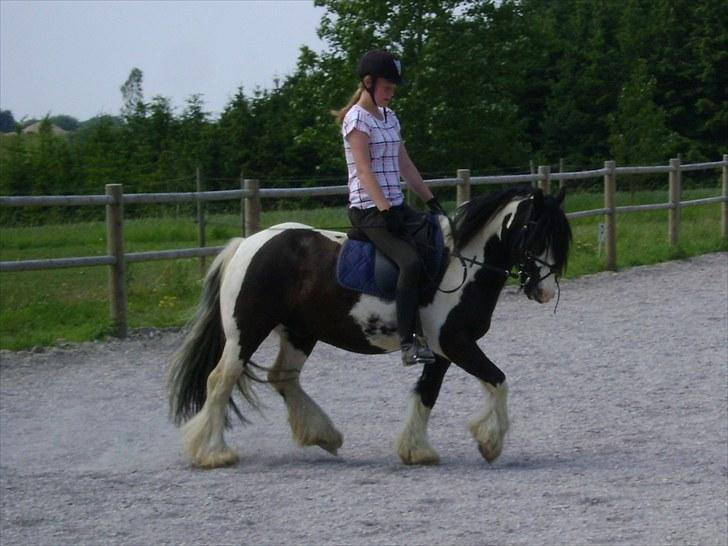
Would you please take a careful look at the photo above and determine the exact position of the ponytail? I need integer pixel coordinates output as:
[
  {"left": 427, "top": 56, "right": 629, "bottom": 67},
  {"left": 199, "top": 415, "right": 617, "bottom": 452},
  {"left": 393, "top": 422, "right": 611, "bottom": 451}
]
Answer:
[{"left": 332, "top": 84, "right": 364, "bottom": 125}]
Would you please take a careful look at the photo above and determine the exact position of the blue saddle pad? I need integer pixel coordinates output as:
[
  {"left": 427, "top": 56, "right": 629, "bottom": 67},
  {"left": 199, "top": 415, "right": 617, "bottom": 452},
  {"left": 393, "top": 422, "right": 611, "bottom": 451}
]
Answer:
[{"left": 336, "top": 213, "right": 444, "bottom": 301}]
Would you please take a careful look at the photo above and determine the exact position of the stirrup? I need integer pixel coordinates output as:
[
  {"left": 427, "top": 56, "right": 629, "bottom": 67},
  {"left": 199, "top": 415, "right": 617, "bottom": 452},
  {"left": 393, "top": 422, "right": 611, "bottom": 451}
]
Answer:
[{"left": 400, "top": 335, "right": 436, "bottom": 366}]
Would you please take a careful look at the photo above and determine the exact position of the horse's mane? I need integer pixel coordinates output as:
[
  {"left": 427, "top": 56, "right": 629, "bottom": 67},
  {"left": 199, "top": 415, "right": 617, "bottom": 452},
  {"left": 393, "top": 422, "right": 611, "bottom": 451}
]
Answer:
[
  {"left": 536, "top": 191, "right": 572, "bottom": 273},
  {"left": 452, "top": 187, "right": 531, "bottom": 250}
]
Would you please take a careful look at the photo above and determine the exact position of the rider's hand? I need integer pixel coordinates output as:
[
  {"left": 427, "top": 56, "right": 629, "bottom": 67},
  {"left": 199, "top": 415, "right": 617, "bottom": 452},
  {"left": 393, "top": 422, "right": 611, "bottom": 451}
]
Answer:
[{"left": 426, "top": 197, "right": 446, "bottom": 215}]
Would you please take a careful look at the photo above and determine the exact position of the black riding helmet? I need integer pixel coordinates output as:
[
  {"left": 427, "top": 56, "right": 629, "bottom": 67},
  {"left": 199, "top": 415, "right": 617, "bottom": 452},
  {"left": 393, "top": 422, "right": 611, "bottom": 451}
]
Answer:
[
  {"left": 357, "top": 49, "right": 403, "bottom": 85},
  {"left": 357, "top": 49, "right": 402, "bottom": 119}
]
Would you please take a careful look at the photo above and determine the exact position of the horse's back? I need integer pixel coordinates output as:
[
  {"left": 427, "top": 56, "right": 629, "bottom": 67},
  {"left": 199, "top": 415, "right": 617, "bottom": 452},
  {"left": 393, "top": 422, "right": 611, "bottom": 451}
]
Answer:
[{"left": 222, "top": 224, "right": 386, "bottom": 354}]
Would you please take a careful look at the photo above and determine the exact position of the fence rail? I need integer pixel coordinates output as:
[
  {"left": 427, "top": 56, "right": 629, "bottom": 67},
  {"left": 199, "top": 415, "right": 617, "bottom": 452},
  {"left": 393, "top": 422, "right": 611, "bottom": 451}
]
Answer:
[{"left": 2, "top": 156, "right": 727, "bottom": 337}]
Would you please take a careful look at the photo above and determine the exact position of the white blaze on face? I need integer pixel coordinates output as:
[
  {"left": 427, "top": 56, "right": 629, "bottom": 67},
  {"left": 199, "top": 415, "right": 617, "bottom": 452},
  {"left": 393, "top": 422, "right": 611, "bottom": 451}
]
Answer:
[{"left": 534, "top": 248, "right": 556, "bottom": 303}]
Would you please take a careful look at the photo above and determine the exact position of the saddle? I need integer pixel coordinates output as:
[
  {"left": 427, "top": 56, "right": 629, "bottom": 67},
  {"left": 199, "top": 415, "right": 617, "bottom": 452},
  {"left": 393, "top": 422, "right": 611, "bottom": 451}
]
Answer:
[{"left": 336, "top": 212, "right": 445, "bottom": 301}]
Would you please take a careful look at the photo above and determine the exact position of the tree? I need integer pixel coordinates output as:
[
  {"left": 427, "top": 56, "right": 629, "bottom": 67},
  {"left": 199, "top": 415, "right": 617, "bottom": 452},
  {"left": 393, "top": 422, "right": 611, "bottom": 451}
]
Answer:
[
  {"left": 0, "top": 110, "right": 16, "bottom": 133},
  {"left": 49, "top": 115, "right": 80, "bottom": 132},
  {"left": 215, "top": 87, "right": 256, "bottom": 178},
  {"left": 608, "top": 60, "right": 675, "bottom": 165},
  {"left": 120, "top": 68, "right": 144, "bottom": 120},
  {"left": 177, "top": 94, "right": 214, "bottom": 180}
]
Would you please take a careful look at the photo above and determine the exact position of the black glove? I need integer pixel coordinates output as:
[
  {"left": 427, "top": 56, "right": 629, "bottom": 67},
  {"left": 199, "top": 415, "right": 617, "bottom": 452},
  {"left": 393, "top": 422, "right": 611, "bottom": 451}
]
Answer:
[
  {"left": 380, "top": 208, "right": 406, "bottom": 235},
  {"left": 426, "top": 197, "right": 446, "bottom": 215}
]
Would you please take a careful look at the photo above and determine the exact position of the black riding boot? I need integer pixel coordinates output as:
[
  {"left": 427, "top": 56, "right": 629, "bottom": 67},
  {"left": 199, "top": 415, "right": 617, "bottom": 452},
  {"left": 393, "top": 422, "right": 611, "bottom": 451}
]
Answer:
[{"left": 397, "top": 286, "right": 435, "bottom": 366}]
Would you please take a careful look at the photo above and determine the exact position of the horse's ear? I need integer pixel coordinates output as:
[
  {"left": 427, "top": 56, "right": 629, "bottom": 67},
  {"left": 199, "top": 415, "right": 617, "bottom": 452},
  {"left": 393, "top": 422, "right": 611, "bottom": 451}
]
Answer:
[{"left": 554, "top": 187, "right": 566, "bottom": 208}]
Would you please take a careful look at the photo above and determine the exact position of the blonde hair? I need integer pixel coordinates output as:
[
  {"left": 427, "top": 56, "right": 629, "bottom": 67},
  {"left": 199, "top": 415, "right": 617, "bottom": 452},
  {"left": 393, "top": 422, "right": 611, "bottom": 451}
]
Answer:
[{"left": 332, "top": 84, "right": 364, "bottom": 125}]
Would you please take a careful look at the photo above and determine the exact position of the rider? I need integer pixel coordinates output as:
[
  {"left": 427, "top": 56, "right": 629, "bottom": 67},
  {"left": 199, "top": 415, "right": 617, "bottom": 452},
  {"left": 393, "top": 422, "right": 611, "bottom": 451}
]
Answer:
[{"left": 335, "top": 48, "right": 446, "bottom": 366}]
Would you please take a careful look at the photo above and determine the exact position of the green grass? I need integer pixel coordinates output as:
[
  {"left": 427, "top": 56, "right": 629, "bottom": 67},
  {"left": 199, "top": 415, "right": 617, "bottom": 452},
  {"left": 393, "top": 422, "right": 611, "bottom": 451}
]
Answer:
[{"left": 1, "top": 188, "right": 725, "bottom": 350}]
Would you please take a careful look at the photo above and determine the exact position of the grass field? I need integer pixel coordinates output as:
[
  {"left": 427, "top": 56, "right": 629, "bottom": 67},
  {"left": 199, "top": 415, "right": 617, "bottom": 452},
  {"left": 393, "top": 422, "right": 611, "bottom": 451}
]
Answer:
[{"left": 1, "top": 188, "right": 726, "bottom": 350}]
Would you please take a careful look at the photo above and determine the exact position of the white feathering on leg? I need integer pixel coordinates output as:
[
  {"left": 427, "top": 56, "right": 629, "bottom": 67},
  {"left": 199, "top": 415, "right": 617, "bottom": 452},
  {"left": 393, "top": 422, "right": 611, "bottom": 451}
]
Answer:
[
  {"left": 469, "top": 381, "right": 509, "bottom": 463},
  {"left": 395, "top": 393, "right": 440, "bottom": 465}
]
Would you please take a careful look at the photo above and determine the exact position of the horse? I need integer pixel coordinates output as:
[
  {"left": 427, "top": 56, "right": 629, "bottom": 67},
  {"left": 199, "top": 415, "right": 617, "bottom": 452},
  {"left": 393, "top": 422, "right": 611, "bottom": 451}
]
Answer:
[{"left": 168, "top": 186, "right": 572, "bottom": 468}]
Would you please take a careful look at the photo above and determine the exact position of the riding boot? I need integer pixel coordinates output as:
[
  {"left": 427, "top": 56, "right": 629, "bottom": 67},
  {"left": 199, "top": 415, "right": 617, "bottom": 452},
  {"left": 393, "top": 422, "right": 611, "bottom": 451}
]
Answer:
[
  {"left": 397, "top": 287, "right": 436, "bottom": 366},
  {"left": 415, "top": 316, "right": 436, "bottom": 364}
]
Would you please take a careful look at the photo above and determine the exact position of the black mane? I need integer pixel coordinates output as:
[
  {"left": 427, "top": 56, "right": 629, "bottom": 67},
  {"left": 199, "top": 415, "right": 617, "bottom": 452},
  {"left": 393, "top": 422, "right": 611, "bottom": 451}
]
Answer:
[
  {"left": 452, "top": 186, "right": 572, "bottom": 273},
  {"left": 452, "top": 187, "right": 531, "bottom": 250},
  {"left": 534, "top": 192, "right": 573, "bottom": 273}
]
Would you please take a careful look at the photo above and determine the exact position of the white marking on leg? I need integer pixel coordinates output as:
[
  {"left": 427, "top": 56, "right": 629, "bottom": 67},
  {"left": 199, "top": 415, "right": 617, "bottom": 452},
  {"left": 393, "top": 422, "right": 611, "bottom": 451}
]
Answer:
[
  {"left": 469, "top": 380, "right": 509, "bottom": 463},
  {"left": 395, "top": 393, "right": 440, "bottom": 465},
  {"left": 182, "top": 342, "right": 242, "bottom": 468},
  {"left": 269, "top": 329, "right": 343, "bottom": 454}
]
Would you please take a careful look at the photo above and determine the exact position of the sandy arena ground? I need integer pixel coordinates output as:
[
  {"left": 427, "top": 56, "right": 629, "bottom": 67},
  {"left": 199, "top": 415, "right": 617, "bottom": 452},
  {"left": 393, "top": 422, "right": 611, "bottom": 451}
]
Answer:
[{"left": 1, "top": 253, "right": 726, "bottom": 545}]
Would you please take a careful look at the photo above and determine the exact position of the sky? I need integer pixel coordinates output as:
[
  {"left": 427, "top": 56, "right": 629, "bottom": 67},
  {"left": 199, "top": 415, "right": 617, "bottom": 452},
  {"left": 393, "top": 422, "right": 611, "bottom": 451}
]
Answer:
[{"left": 0, "top": 0, "right": 327, "bottom": 122}]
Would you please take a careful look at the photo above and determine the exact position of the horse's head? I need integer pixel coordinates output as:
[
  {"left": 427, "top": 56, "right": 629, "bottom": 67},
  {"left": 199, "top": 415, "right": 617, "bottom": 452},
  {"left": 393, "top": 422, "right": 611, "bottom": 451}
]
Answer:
[{"left": 502, "top": 188, "right": 572, "bottom": 303}]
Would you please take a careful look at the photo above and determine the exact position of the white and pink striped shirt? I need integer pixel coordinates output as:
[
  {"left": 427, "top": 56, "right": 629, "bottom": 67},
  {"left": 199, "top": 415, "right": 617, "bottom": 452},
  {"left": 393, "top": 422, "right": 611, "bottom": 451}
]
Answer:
[{"left": 342, "top": 104, "right": 404, "bottom": 209}]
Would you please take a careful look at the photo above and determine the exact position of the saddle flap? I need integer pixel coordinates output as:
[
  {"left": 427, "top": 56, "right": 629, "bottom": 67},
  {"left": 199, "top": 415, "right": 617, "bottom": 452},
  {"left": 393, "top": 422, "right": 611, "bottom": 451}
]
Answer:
[
  {"left": 336, "top": 239, "right": 395, "bottom": 300},
  {"left": 336, "top": 213, "right": 445, "bottom": 301}
]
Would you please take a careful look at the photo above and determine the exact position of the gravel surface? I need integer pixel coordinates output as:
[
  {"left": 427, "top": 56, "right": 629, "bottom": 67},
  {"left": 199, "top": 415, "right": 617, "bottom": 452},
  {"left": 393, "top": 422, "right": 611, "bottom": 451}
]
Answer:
[{"left": 1, "top": 253, "right": 727, "bottom": 546}]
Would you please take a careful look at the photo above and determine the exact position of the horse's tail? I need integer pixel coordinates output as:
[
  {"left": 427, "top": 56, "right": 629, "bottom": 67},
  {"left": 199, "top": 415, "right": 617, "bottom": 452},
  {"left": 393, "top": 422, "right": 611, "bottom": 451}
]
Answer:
[{"left": 168, "top": 237, "right": 243, "bottom": 425}]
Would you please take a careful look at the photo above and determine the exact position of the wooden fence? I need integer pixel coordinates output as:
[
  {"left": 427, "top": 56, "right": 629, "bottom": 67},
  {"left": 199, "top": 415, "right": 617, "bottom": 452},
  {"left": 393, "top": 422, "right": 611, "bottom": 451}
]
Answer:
[{"left": 1, "top": 156, "right": 726, "bottom": 337}]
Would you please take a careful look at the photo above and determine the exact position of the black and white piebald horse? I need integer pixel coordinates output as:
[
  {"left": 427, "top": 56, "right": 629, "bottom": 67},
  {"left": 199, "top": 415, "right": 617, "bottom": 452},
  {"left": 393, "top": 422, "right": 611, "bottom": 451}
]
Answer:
[{"left": 168, "top": 187, "right": 571, "bottom": 467}]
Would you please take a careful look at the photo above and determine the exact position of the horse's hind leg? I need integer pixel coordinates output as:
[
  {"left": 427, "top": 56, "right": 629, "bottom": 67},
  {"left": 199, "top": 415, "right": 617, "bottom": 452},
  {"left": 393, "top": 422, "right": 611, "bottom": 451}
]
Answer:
[
  {"left": 269, "top": 327, "right": 343, "bottom": 455},
  {"left": 396, "top": 356, "right": 450, "bottom": 465},
  {"left": 182, "top": 341, "right": 244, "bottom": 468}
]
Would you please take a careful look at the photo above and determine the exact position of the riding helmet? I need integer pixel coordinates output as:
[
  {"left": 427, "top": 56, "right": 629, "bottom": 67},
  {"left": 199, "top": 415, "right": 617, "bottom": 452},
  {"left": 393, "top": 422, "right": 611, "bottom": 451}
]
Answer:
[{"left": 357, "top": 49, "right": 402, "bottom": 85}]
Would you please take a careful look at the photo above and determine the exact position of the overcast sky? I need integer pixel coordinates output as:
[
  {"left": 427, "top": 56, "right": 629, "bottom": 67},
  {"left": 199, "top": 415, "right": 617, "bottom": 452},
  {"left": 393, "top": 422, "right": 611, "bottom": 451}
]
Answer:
[{"left": 0, "top": 0, "right": 327, "bottom": 121}]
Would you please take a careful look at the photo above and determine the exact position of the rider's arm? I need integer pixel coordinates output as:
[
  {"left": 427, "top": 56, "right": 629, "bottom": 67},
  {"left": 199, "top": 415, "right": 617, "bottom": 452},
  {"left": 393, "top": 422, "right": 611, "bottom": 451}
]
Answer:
[
  {"left": 399, "top": 142, "right": 434, "bottom": 203},
  {"left": 347, "top": 129, "right": 392, "bottom": 211}
]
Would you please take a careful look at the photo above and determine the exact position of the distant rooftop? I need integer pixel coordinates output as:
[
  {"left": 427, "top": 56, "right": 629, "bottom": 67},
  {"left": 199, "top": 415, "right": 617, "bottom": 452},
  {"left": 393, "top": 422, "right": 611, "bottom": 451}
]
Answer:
[{"left": 22, "top": 121, "right": 67, "bottom": 135}]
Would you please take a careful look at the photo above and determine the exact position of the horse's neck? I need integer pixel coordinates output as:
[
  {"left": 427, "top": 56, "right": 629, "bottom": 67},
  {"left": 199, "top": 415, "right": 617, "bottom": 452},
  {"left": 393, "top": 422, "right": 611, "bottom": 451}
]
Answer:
[{"left": 443, "top": 200, "right": 520, "bottom": 264}]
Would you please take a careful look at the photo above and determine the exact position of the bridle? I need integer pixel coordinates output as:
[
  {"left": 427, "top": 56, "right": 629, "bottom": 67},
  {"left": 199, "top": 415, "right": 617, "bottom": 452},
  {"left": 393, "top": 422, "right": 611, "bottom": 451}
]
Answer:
[{"left": 439, "top": 198, "right": 562, "bottom": 310}]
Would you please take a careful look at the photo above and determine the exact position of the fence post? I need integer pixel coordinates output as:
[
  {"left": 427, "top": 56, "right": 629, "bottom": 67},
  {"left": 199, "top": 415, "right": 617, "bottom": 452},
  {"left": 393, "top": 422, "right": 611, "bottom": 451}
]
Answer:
[
  {"left": 668, "top": 157, "right": 682, "bottom": 246},
  {"left": 722, "top": 154, "right": 727, "bottom": 239},
  {"left": 196, "top": 167, "right": 206, "bottom": 276},
  {"left": 529, "top": 160, "right": 536, "bottom": 188},
  {"left": 244, "top": 178, "right": 261, "bottom": 237},
  {"left": 239, "top": 171, "right": 245, "bottom": 236},
  {"left": 105, "top": 184, "right": 127, "bottom": 337},
  {"left": 456, "top": 168, "right": 471, "bottom": 206},
  {"left": 538, "top": 165, "right": 551, "bottom": 194},
  {"left": 604, "top": 160, "right": 617, "bottom": 271}
]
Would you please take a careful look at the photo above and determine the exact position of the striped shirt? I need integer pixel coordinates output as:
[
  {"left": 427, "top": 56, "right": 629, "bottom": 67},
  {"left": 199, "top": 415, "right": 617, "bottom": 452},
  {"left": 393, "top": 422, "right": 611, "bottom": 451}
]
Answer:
[{"left": 342, "top": 104, "right": 404, "bottom": 209}]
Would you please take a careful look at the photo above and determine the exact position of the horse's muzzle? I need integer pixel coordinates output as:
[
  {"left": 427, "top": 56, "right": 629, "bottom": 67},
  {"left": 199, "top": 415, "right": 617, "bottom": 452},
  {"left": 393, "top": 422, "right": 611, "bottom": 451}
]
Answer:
[{"left": 525, "top": 286, "right": 555, "bottom": 304}]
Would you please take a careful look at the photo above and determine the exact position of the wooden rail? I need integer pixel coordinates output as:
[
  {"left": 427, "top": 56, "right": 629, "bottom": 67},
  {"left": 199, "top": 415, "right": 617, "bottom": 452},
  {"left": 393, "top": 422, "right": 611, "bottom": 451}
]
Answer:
[{"left": 1, "top": 156, "right": 726, "bottom": 336}]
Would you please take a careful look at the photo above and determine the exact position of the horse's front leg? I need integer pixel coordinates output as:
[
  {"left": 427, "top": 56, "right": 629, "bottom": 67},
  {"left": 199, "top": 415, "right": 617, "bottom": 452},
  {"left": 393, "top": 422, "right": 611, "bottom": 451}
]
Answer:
[
  {"left": 441, "top": 336, "right": 509, "bottom": 463},
  {"left": 468, "top": 380, "right": 509, "bottom": 463},
  {"left": 395, "top": 356, "right": 451, "bottom": 465}
]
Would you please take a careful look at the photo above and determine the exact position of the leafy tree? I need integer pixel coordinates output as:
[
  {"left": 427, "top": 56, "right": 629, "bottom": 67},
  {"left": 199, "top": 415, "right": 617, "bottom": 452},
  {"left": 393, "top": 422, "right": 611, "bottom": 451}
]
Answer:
[
  {"left": 49, "top": 115, "right": 80, "bottom": 132},
  {"left": 72, "top": 115, "right": 127, "bottom": 191},
  {"left": 120, "top": 68, "right": 145, "bottom": 120},
  {"left": 608, "top": 59, "right": 676, "bottom": 165},
  {"left": 0, "top": 110, "right": 16, "bottom": 133},
  {"left": 215, "top": 87, "right": 256, "bottom": 179},
  {"left": 27, "top": 117, "right": 74, "bottom": 195},
  {"left": 177, "top": 94, "right": 214, "bottom": 180}
]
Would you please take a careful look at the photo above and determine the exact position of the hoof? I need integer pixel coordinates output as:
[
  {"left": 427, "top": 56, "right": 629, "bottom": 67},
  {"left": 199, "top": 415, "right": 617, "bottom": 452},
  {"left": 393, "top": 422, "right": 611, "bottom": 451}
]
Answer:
[
  {"left": 477, "top": 442, "right": 502, "bottom": 464},
  {"left": 469, "top": 414, "right": 505, "bottom": 464},
  {"left": 191, "top": 448, "right": 239, "bottom": 469},
  {"left": 399, "top": 448, "right": 440, "bottom": 466},
  {"left": 310, "top": 429, "right": 343, "bottom": 455},
  {"left": 316, "top": 440, "right": 339, "bottom": 456}
]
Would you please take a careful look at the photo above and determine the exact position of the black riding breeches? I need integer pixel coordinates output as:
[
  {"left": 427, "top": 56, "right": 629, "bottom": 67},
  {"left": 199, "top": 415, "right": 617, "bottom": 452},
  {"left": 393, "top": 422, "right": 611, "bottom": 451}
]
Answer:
[
  {"left": 348, "top": 204, "right": 423, "bottom": 290},
  {"left": 348, "top": 204, "right": 424, "bottom": 342}
]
